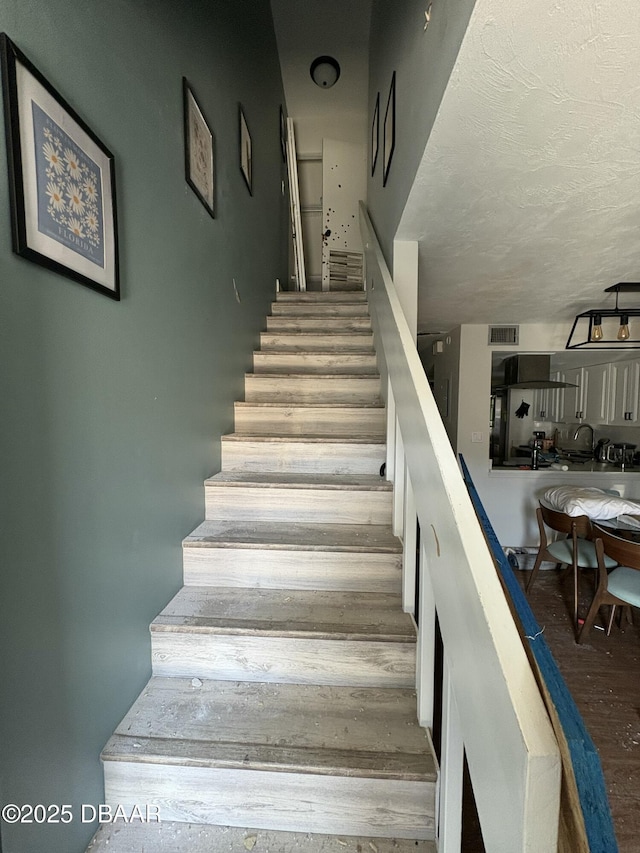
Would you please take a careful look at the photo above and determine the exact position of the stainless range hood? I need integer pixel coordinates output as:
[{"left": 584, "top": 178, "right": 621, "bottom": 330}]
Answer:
[{"left": 496, "top": 355, "right": 577, "bottom": 390}]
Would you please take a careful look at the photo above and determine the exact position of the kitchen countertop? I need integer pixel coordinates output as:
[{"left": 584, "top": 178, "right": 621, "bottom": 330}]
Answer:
[{"left": 490, "top": 461, "right": 639, "bottom": 474}]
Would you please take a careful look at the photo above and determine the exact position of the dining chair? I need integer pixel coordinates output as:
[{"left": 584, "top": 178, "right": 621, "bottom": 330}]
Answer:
[
  {"left": 578, "top": 524, "right": 640, "bottom": 643},
  {"left": 526, "top": 503, "right": 616, "bottom": 627}
]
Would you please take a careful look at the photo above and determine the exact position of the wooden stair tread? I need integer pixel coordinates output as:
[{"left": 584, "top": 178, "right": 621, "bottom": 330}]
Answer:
[
  {"left": 152, "top": 587, "right": 415, "bottom": 642},
  {"left": 222, "top": 434, "right": 385, "bottom": 444},
  {"left": 261, "top": 330, "right": 373, "bottom": 336},
  {"left": 205, "top": 472, "right": 392, "bottom": 491},
  {"left": 235, "top": 402, "right": 384, "bottom": 409},
  {"left": 87, "top": 821, "right": 436, "bottom": 853},
  {"left": 246, "top": 372, "right": 380, "bottom": 380},
  {"left": 184, "top": 520, "right": 402, "bottom": 553},
  {"left": 276, "top": 292, "right": 367, "bottom": 302},
  {"left": 103, "top": 678, "right": 434, "bottom": 780},
  {"left": 257, "top": 344, "right": 375, "bottom": 350}
]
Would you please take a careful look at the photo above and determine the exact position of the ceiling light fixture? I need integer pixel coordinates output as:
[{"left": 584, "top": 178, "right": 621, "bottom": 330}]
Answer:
[
  {"left": 566, "top": 283, "right": 640, "bottom": 349},
  {"left": 310, "top": 56, "right": 340, "bottom": 89}
]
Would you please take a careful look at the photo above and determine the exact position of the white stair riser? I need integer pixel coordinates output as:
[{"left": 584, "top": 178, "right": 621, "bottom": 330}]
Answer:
[
  {"left": 104, "top": 763, "right": 435, "bottom": 839},
  {"left": 151, "top": 634, "right": 415, "bottom": 688},
  {"left": 221, "top": 440, "right": 385, "bottom": 475},
  {"left": 253, "top": 353, "right": 377, "bottom": 375},
  {"left": 329, "top": 282, "right": 363, "bottom": 292},
  {"left": 260, "top": 333, "right": 374, "bottom": 351},
  {"left": 276, "top": 292, "right": 366, "bottom": 303},
  {"left": 271, "top": 304, "right": 369, "bottom": 317},
  {"left": 182, "top": 548, "right": 402, "bottom": 593},
  {"left": 205, "top": 485, "right": 391, "bottom": 525},
  {"left": 266, "top": 317, "right": 372, "bottom": 332},
  {"left": 234, "top": 404, "right": 385, "bottom": 437},
  {"left": 245, "top": 374, "right": 381, "bottom": 404}
]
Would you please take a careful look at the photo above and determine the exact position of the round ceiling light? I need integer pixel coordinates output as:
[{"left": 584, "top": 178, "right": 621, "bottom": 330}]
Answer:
[{"left": 310, "top": 56, "right": 340, "bottom": 89}]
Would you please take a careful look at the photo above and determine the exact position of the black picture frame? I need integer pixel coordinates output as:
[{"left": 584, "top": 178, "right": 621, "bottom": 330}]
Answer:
[
  {"left": 239, "top": 104, "right": 252, "bottom": 195},
  {"left": 383, "top": 72, "right": 396, "bottom": 187},
  {"left": 371, "top": 92, "right": 379, "bottom": 177},
  {"left": 183, "top": 78, "right": 215, "bottom": 218},
  {"left": 279, "top": 104, "right": 287, "bottom": 163},
  {"left": 0, "top": 33, "right": 120, "bottom": 299}
]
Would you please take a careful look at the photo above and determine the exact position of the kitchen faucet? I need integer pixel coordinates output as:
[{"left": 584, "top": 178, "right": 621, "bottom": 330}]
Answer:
[{"left": 573, "top": 423, "right": 595, "bottom": 454}]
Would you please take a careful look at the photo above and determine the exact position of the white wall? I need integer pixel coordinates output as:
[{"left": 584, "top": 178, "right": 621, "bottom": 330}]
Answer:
[{"left": 271, "top": 0, "right": 370, "bottom": 279}]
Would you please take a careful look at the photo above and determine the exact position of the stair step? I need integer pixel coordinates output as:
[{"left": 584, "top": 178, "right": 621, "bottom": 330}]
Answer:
[
  {"left": 260, "top": 332, "right": 374, "bottom": 351},
  {"left": 271, "top": 303, "right": 370, "bottom": 317},
  {"left": 87, "top": 822, "right": 437, "bottom": 853},
  {"left": 245, "top": 373, "right": 382, "bottom": 404},
  {"left": 266, "top": 316, "right": 372, "bottom": 332},
  {"left": 253, "top": 351, "right": 377, "bottom": 375},
  {"left": 276, "top": 292, "right": 367, "bottom": 303},
  {"left": 151, "top": 587, "right": 415, "bottom": 686},
  {"left": 221, "top": 435, "right": 385, "bottom": 475},
  {"left": 205, "top": 472, "right": 392, "bottom": 524},
  {"left": 182, "top": 520, "right": 402, "bottom": 592},
  {"left": 102, "top": 678, "right": 436, "bottom": 838},
  {"left": 330, "top": 281, "right": 364, "bottom": 292},
  {"left": 234, "top": 402, "right": 385, "bottom": 437}
]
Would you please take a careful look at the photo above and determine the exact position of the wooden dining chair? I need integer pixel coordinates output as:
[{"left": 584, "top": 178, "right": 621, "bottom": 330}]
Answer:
[
  {"left": 578, "top": 524, "right": 640, "bottom": 643},
  {"left": 526, "top": 503, "right": 616, "bottom": 626}
]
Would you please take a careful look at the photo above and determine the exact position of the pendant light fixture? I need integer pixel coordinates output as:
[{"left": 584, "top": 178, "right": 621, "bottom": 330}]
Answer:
[{"left": 566, "top": 283, "right": 640, "bottom": 349}]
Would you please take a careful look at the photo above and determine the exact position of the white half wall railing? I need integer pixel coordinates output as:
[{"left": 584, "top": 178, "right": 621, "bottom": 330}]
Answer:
[
  {"left": 286, "top": 117, "right": 306, "bottom": 292},
  {"left": 360, "top": 202, "right": 561, "bottom": 853}
]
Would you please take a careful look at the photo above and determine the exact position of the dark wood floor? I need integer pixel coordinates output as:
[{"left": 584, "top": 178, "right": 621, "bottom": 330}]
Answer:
[{"left": 516, "top": 559, "right": 640, "bottom": 853}]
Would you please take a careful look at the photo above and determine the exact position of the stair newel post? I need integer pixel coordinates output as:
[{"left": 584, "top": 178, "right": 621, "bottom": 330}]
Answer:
[
  {"left": 438, "top": 656, "right": 464, "bottom": 853},
  {"left": 416, "top": 539, "right": 436, "bottom": 730},
  {"left": 392, "top": 422, "right": 406, "bottom": 538},
  {"left": 402, "top": 471, "right": 417, "bottom": 615}
]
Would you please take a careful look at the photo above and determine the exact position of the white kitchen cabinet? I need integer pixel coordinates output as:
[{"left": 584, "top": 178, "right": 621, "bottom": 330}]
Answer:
[
  {"left": 608, "top": 359, "right": 640, "bottom": 425},
  {"left": 533, "top": 372, "right": 565, "bottom": 421},
  {"left": 533, "top": 386, "right": 550, "bottom": 420},
  {"left": 583, "top": 363, "right": 610, "bottom": 424},
  {"left": 549, "top": 371, "right": 565, "bottom": 422},
  {"left": 563, "top": 367, "right": 586, "bottom": 421}
]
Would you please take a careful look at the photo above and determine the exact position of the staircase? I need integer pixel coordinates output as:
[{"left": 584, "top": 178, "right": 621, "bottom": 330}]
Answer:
[{"left": 88, "top": 292, "right": 437, "bottom": 852}]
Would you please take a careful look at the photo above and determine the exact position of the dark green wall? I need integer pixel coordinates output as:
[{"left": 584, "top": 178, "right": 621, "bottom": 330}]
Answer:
[
  {"left": 0, "top": 2, "right": 287, "bottom": 850},
  {"left": 367, "top": 0, "right": 476, "bottom": 261}
]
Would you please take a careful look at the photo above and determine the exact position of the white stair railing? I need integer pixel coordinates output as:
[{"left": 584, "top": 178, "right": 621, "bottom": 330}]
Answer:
[
  {"left": 285, "top": 118, "right": 306, "bottom": 292},
  {"left": 359, "top": 202, "right": 561, "bottom": 853}
]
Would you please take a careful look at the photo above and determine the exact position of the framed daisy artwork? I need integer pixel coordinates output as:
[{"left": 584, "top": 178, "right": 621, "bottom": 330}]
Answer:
[
  {"left": 183, "top": 78, "right": 214, "bottom": 218},
  {"left": 0, "top": 34, "right": 119, "bottom": 299}
]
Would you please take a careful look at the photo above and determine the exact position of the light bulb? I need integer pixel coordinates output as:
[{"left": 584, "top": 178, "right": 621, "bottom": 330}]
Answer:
[
  {"left": 617, "top": 315, "right": 630, "bottom": 341},
  {"left": 590, "top": 315, "right": 603, "bottom": 342}
]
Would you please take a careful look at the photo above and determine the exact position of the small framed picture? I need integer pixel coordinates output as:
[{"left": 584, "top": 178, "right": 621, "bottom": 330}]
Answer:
[
  {"left": 371, "top": 92, "right": 380, "bottom": 177},
  {"left": 239, "top": 104, "right": 252, "bottom": 195},
  {"left": 279, "top": 104, "right": 287, "bottom": 163},
  {"left": 0, "top": 33, "right": 119, "bottom": 299},
  {"left": 183, "top": 78, "right": 214, "bottom": 217},
  {"left": 383, "top": 72, "right": 396, "bottom": 187}
]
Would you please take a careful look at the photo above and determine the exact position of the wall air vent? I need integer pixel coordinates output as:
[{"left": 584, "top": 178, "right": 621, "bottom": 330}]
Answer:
[{"left": 488, "top": 325, "right": 519, "bottom": 346}]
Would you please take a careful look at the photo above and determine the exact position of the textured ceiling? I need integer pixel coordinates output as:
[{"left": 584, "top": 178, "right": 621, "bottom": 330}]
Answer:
[{"left": 398, "top": 0, "right": 640, "bottom": 334}]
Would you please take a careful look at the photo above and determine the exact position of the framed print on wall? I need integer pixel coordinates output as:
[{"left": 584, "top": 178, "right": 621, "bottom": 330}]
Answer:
[
  {"left": 183, "top": 78, "right": 215, "bottom": 218},
  {"left": 239, "top": 104, "right": 252, "bottom": 195},
  {"left": 279, "top": 104, "right": 287, "bottom": 163},
  {"left": 371, "top": 92, "right": 379, "bottom": 177},
  {"left": 383, "top": 71, "right": 396, "bottom": 187},
  {"left": 0, "top": 33, "right": 120, "bottom": 299}
]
